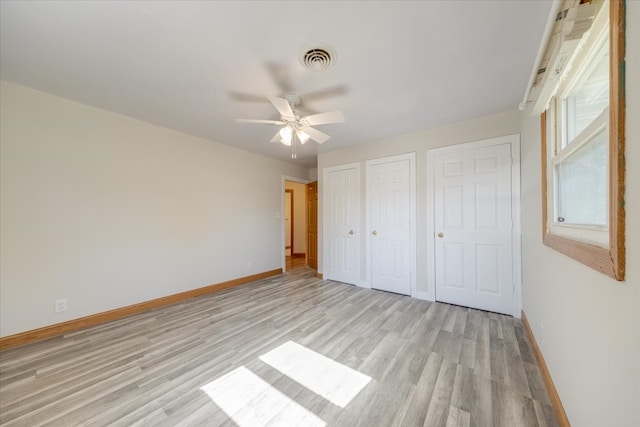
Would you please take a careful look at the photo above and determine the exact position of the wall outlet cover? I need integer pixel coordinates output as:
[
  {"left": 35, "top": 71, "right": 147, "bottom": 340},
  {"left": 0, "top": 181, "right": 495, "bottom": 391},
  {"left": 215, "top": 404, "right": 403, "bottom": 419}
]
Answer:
[{"left": 54, "top": 299, "right": 67, "bottom": 313}]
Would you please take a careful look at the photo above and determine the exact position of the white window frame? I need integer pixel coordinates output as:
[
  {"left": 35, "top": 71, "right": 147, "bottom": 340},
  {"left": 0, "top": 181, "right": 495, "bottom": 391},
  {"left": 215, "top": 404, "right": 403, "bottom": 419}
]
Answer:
[{"left": 546, "top": 104, "right": 609, "bottom": 247}]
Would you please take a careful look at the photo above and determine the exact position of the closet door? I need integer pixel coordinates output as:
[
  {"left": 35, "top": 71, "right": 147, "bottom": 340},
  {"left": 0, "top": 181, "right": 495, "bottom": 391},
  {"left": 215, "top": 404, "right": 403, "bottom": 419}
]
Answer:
[
  {"left": 367, "top": 153, "right": 416, "bottom": 295},
  {"left": 323, "top": 164, "right": 360, "bottom": 285},
  {"left": 432, "top": 140, "right": 515, "bottom": 315}
]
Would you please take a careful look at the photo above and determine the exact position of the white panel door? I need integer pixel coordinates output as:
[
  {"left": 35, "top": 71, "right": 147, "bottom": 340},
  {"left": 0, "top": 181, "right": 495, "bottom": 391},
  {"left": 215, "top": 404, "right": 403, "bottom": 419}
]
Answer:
[
  {"left": 324, "top": 165, "right": 359, "bottom": 285},
  {"left": 367, "top": 154, "right": 415, "bottom": 296},
  {"left": 433, "top": 142, "right": 514, "bottom": 314}
]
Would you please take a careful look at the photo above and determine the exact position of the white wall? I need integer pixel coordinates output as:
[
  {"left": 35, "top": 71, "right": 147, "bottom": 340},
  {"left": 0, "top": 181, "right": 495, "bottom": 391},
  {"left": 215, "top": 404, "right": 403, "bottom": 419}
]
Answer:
[
  {"left": 0, "top": 81, "right": 309, "bottom": 337},
  {"left": 519, "top": 2, "right": 640, "bottom": 425},
  {"left": 284, "top": 181, "right": 307, "bottom": 254},
  {"left": 318, "top": 110, "right": 521, "bottom": 295}
]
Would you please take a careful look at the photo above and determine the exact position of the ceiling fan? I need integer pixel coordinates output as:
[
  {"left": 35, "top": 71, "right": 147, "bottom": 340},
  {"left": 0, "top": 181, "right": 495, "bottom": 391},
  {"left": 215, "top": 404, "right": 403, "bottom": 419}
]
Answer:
[{"left": 236, "top": 93, "right": 345, "bottom": 157}]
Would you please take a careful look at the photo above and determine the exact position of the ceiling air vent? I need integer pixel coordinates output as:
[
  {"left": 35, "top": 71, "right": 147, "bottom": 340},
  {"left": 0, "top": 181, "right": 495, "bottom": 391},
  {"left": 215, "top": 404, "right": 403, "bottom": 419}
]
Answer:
[{"left": 299, "top": 44, "right": 336, "bottom": 71}]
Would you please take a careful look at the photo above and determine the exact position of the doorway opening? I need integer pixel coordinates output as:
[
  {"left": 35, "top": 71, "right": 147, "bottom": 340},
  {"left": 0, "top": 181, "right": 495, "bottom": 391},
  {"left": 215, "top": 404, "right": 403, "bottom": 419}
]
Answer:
[{"left": 283, "top": 179, "right": 314, "bottom": 272}]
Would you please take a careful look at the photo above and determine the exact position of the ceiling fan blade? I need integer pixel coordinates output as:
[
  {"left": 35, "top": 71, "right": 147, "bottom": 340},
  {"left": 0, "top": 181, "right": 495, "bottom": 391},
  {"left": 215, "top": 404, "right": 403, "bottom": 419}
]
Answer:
[
  {"left": 303, "top": 110, "right": 345, "bottom": 126},
  {"left": 270, "top": 130, "right": 282, "bottom": 143},
  {"left": 268, "top": 96, "right": 295, "bottom": 118},
  {"left": 236, "top": 119, "right": 284, "bottom": 125},
  {"left": 301, "top": 126, "right": 331, "bottom": 144},
  {"left": 264, "top": 61, "right": 293, "bottom": 93}
]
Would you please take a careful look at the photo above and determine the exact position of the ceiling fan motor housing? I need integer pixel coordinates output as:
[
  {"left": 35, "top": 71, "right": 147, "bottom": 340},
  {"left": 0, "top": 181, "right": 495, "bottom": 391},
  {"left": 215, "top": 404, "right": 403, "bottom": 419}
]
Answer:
[{"left": 284, "top": 93, "right": 302, "bottom": 110}]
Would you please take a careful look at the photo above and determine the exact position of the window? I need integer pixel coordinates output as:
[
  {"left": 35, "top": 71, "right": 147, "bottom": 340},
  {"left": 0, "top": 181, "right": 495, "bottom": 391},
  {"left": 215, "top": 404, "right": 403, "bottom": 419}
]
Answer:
[{"left": 542, "top": 0, "right": 625, "bottom": 280}]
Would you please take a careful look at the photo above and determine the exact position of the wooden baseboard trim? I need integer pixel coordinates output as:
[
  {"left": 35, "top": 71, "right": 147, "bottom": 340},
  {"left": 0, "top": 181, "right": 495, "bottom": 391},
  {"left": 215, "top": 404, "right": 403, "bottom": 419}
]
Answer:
[
  {"left": 0, "top": 268, "right": 282, "bottom": 350},
  {"left": 292, "top": 253, "right": 305, "bottom": 258},
  {"left": 521, "top": 311, "right": 570, "bottom": 427},
  {"left": 316, "top": 273, "right": 323, "bottom": 279}
]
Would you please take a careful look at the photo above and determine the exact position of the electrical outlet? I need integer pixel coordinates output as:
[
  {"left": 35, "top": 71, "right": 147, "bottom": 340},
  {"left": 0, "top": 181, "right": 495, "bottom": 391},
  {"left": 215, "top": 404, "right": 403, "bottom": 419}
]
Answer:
[
  {"left": 54, "top": 299, "right": 67, "bottom": 313},
  {"left": 247, "top": 262, "right": 253, "bottom": 270}
]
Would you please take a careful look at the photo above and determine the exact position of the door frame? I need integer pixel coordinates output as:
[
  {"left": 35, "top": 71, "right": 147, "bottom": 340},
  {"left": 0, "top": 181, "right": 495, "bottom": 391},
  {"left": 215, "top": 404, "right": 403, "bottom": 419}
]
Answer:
[
  {"left": 365, "top": 152, "right": 417, "bottom": 295},
  {"left": 282, "top": 176, "right": 309, "bottom": 272},
  {"left": 285, "top": 189, "right": 294, "bottom": 257},
  {"left": 306, "top": 181, "right": 318, "bottom": 270},
  {"left": 322, "top": 162, "right": 361, "bottom": 285},
  {"left": 426, "top": 134, "right": 522, "bottom": 317}
]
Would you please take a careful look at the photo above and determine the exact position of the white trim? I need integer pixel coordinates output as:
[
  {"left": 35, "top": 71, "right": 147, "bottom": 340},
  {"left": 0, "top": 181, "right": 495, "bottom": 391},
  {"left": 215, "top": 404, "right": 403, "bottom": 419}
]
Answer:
[
  {"left": 426, "top": 134, "right": 522, "bottom": 317},
  {"left": 321, "top": 163, "right": 361, "bottom": 286},
  {"left": 281, "top": 175, "right": 310, "bottom": 272},
  {"left": 413, "top": 290, "right": 432, "bottom": 302},
  {"left": 365, "top": 152, "right": 417, "bottom": 297},
  {"left": 426, "top": 151, "right": 437, "bottom": 302},
  {"left": 282, "top": 175, "right": 310, "bottom": 185},
  {"left": 511, "top": 136, "right": 523, "bottom": 319}
]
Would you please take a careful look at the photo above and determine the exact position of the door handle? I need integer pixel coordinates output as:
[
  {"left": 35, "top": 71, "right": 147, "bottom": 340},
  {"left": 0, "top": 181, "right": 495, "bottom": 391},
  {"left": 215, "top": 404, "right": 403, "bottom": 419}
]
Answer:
[
  {"left": 437, "top": 232, "right": 444, "bottom": 238},
  {"left": 372, "top": 230, "right": 378, "bottom": 236},
  {"left": 349, "top": 230, "right": 354, "bottom": 235}
]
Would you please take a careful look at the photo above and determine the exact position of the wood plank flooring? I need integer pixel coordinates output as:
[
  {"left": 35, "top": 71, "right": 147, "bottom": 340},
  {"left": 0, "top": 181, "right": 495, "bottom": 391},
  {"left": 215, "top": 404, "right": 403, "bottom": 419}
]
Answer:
[
  {"left": 285, "top": 255, "right": 306, "bottom": 271},
  {"left": 0, "top": 267, "right": 557, "bottom": 426}
]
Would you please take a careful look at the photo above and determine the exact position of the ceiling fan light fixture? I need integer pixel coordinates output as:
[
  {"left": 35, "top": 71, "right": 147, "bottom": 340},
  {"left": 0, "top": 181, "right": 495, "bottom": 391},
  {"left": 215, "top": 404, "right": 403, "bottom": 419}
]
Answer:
[
  {"left": 279, "top": 126, "right": 292, "bottom": 145},
  {"left": 296, "top": 130, "right": 310, "bottom": 144}
]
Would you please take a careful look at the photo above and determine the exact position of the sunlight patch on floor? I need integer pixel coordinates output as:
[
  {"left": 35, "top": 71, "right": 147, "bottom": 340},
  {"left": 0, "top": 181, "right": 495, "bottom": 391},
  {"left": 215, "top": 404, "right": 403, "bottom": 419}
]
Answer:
[
  {"left": 200, "top": 366, "right": 325, "bottom": 427},
  {"left": 259, "top": 340, "right": 371, "bottom": 408}
]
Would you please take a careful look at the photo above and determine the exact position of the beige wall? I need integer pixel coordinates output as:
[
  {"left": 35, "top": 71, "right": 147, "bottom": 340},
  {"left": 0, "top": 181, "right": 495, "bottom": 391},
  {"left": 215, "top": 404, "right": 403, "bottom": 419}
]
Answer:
[
  {"left": 284, "top": 181, "right": 307, "bottom": 255},
  {"left": 0, "top": 81, "right": 308, "bottom": 337},
  {"left": 519, "top": 3, "right": 640, "bottom": 425},
  {"left": 318, "top": 109, "right": 521, "bottom": 295}
]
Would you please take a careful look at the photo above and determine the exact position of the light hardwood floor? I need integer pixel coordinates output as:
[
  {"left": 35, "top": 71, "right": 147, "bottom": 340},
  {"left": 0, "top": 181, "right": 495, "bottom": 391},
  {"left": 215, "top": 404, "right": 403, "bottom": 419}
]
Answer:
[
  {"left": 0, "top": 267, "right": 557, "bottom": 426},
  {"left": 285, "top": 255, "right": 307, "bottom": 271}
]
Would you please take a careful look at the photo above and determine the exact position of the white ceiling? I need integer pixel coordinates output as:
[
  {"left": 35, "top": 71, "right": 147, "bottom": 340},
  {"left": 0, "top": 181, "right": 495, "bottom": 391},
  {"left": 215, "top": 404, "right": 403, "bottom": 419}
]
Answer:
[{"left": 0, "top": 0, "right": 552, "bottom": 168}]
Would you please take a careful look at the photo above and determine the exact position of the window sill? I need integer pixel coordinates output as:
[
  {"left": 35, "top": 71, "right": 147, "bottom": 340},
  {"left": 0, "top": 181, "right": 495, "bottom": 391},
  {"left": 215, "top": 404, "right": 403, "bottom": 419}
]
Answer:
[{"left": 542, "top": 232, "right": 622, "bottom": 280}]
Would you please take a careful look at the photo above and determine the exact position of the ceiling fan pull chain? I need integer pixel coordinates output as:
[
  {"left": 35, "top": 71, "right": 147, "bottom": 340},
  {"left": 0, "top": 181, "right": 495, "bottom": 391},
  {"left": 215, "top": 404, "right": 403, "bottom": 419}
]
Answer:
[{"left": 292, "top": 134, "right": 297, "bottom": 159}]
